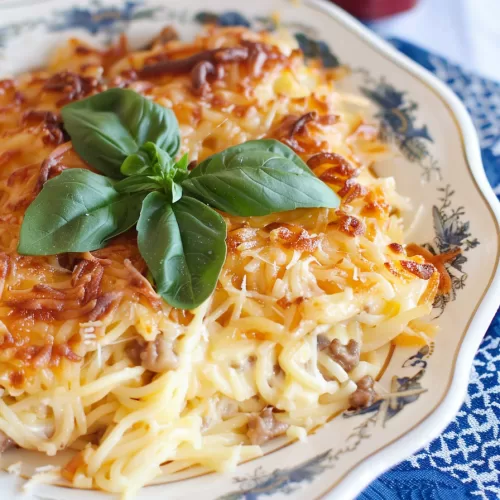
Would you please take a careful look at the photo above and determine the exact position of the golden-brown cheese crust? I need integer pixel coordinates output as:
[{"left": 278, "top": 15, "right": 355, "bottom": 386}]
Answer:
[{"left": 0, "top": 27, "right": 446, "bottom": 389}]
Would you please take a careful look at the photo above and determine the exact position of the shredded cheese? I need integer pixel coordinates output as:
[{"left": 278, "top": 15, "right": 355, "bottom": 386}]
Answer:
[{"left": 0, "top": 26, "right": 441, "bottom": 498}]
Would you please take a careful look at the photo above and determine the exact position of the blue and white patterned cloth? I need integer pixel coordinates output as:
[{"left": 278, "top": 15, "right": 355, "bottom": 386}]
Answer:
[{"left": 360, "top": 39, "right": 500, "bottom": 500}]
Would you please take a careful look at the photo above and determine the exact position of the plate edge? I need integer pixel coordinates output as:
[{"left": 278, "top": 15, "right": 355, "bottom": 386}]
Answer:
[{"left": 304, "top": 1, "right": 500, "bottom": 498}]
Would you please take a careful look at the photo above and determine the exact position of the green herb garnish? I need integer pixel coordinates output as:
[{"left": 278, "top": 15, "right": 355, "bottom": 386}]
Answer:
[
  {"left": 61, "top": 88, "right": 180, "bottom": 178},
  {"left": 18, "top": 89, "right": 340, "bottom": 309}
]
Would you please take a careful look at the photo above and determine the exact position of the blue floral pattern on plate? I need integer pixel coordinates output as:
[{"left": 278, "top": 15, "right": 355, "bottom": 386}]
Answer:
[
  {"left": 0, "top": 0, "right": 158, "bottom": 45},
  {"left": 195, "top": 11, "right": 251, "bottom": 28},
  {"left": 217, "top": 450, "right": 334, "bottom": 500},
  {"left": 294, "top": 33, "right": 340, "bottom": 68},
  {"left": 424, "top": 185, "right": 480, "bottom": 314},
  {"left": 360, "top": 79, "right": 436, "bottom": 176},
  {"left": 52, "top": 1, "right": 161, "bottom": 33}
]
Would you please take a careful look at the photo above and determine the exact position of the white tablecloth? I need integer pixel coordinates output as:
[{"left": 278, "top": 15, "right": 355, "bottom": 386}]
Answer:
[{"left": 370, "top": 0, "right": 500, "bottom": 81}]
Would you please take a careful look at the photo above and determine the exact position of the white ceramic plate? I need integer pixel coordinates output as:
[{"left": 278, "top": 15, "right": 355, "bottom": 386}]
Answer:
[{"left": 1, "top": 1, "right": 499, "bottom": 499}]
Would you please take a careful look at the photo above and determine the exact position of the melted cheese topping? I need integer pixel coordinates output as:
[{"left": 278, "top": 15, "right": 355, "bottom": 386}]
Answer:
[{"left": 0, "top": 27, "right": 439, "bottom": 497}]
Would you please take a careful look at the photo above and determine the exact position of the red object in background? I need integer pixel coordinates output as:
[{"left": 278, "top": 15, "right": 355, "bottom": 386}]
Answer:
[{"left": 333, "top": 0, "right": 418, "bottom": 20}]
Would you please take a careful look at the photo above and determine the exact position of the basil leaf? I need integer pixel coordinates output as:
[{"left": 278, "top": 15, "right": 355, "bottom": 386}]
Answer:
[
  {"left": 18, "top": 169, "right": 144, "bottom": 255},
  {"left": 161, "top": 178, "right": 183, "bottom": 203},
  {"left": 188, "top": 139, "right": 313, "bottom": 178},
  {"left": 120, "top": 149, "right": 152, "bottom": 177},
  {"left": 172, "top": 153, "right": 190, "bottom": 184},
  {"left": 115, "top": 174, "right": 183, "bottom": 202},
  {"left": 119, "top": 143, "right": 185, "bottom": 201},
  {"left": 137, "top": 192, "right": 226, "bottom": 309},
  {"left": 121, "top": 142, "right": 175, "bottom": 178},
  {"left": 175, "top": 153, "right": 189, "bottom": 172},
  {"left": 173, "top": 169, "right": 189, "bottom": 184},
  {"left": 61, "top": 89, "right": 180, "bottom": 178},
  {"left": 115, "top": 175, "right": 162, "bottom": 194},
  {"left": 182, "top": 140, "right": 340, "bottom": 216},
  {"left": 148, "top": 143, "right": 175, "bottom": 175}
]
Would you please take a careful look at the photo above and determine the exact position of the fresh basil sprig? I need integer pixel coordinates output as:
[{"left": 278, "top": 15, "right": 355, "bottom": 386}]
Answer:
[
  {"left": 61, "top": 88, "right": 180, "bottom": 178},
  {"left": 116, "top": 142, "right": 188, "bottom": 202},
  {"left": 18, "top": 89, "right": 340, "bottom": 309}
]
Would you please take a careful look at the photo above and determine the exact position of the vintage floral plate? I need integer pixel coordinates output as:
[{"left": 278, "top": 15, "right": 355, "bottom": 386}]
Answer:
[{"left": 1, "top": 0, "right": 499, "bottom": 499}]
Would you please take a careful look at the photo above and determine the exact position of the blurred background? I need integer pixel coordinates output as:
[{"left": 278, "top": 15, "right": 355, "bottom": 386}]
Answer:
[{"left": 334, "top": 0, "right": 500, "bottom": 80}]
